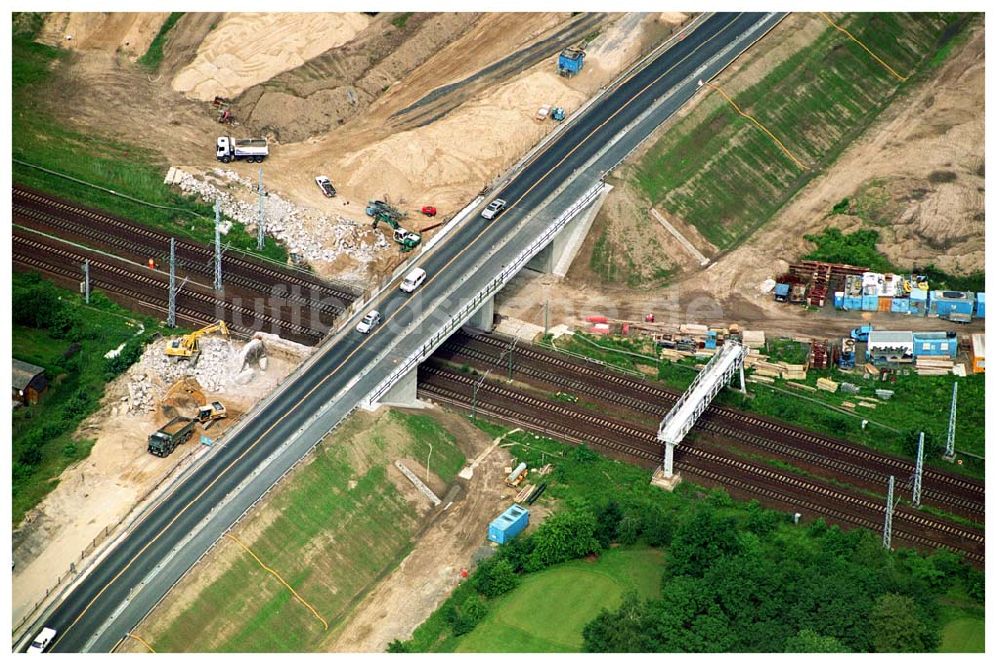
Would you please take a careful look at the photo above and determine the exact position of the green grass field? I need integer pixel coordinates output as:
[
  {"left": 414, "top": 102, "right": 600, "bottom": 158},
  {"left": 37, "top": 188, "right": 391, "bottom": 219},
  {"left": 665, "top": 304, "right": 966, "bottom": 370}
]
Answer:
[
  {"left": 940, "top": 618, "right": 985, "bottom": 652},
  {"left": 454, "top": 548, "right": 664, "bottom": 652},
  {"left": 633, "top": 13, "right": 962, "bottom": 250},
  {"left": 143, "top": 410, "right": 467, "bottom": 652},
  {"left": 12, "top": 27, "right": 287, "bottom": 262},
  {"left": 12, "top": 274, "right": 162, "bottom": 523}
]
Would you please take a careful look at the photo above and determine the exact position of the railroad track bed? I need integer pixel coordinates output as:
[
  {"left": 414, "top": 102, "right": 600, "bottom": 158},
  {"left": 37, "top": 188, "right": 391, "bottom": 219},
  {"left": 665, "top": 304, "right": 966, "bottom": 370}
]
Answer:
[
  {"left": 12, "top": 184, "right": 359, "bottom": 317},
  {"left": 416, "top": 364, "right": 984, "bottom": 563},
  {"left": 13, "top": 229, "right": 326, "bottom": 346},
  {"left": 441, "top": 332, "right": 984, "bottom": 518}
]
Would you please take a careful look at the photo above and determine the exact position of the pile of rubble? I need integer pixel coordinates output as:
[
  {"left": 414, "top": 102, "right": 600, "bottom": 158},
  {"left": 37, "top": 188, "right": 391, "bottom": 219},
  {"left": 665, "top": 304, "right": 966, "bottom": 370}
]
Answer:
[
  {"left": 118, "top": 336, "right": 268, "bottom": 415},
  {"left": 166, "top": 167, "right": 388, "bottom": 263}
]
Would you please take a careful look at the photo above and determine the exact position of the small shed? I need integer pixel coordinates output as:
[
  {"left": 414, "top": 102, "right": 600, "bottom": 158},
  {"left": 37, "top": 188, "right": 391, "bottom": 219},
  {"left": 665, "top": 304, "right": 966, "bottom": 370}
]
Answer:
[
  {"left": 774, "top": 283, "right": 790, "bottom": 302},
  {"left": 13, "top": 359, "right": 47, "bottom": 405},
  {"left": 488, "top": 504, "right": 530, "bottom": 545},
  {"left": 912, "top": 331, "right": 958, "bottom": 359}
]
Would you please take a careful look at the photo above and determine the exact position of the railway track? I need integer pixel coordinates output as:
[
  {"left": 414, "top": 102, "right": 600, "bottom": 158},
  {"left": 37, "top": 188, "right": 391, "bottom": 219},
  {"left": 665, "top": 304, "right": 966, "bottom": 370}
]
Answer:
[
  {"left": 440, "top": 332, "right": 984, "bottom": 519},
  {"left": 417, "top": 365, "right": 984, "bottom": 563},
  {"left": 12, "top": 184, "right": 358, "bottom": 319},
  {"left": 13, "top": 229, "right": 326, "bottom": 345}
]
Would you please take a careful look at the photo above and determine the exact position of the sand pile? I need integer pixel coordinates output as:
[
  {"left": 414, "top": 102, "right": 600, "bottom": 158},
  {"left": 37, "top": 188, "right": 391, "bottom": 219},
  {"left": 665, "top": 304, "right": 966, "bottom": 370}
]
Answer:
[
  {"left": 172, "top": 13, "right": 371, "bottom": 101},
  {"left": 336, "top": 70, "right": 588, "bottom": 208},
  {"left": 170, "top": 167, "right": 389, "bottom": 264}
]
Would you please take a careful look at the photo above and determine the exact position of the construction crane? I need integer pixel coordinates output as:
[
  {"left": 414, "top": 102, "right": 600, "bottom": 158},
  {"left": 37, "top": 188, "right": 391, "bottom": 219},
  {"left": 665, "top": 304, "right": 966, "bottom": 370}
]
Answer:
[{"left": 164, "top": 320, "right": 230, "bottom": 363}]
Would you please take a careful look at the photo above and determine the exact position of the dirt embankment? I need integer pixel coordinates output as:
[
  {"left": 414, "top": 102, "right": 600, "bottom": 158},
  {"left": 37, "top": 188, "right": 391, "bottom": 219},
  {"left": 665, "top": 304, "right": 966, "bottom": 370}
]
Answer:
[
  {"left": 36, "top": 12, "right": 171, "bottom": 59},
  {"left": 565, "top": 15, "right": 984, "bottom": 320}
]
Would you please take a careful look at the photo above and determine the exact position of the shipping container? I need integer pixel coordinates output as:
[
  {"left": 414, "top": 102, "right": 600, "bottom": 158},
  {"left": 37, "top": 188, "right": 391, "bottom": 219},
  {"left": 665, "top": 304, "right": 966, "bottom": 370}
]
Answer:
[
  {"left": 704, "top": 331, "right": 717, "bottom": 350},
  {"left": 971, "top": 333, "right": 985, "bottom": 373},
  {"left": 488, "top": 504, "right": 530, "bottom": 544},
  {"left": 774, "top": 283, "right": 790, "bottom": 302},
  {"left": 862, "top": 295, "right": 879, "bottom": 311},
  {"left": 930, "top": 291, "right": 975, "bottom": 317},
  {"left": 877, "top": 296, "right": 892, "bottom": 312},
  {"left": 845, "top": 295, "right": 863, "bottom": 311},
  {"left": 976, "top": 293, "right": 986, "bottom": 318},
  {"left": 834, "top": 291, "right": 845, "bottom": 310},
  {"left": 891, "top": 298, "right": 910, "bottom": 313},
  {"left": 912, "top": 331, "right": 957, "bottom": 359}
]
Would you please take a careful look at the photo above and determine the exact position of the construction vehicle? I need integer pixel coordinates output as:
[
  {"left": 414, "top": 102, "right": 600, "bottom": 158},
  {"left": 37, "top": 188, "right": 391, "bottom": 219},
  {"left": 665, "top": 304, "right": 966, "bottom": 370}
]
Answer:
[
  {"left": 197, "top": 401, "right": 227, "bottom": 424},
  {"left": 550, "top": 107, "right": 566, "bottom": 122},
  {"left": 365, "top": 199, "right": 407, "bottom": 221},
  {"left": 216, "top": 136, "right": 268, "bottom": 163},
  {"left": 535, "top": 104, "right": 551, "bottom": 121},
  {"left": 837, "top": 338, "right": 857, "bottom": 370},
  {"left": 164, "top": 320, "right": 230, "bottom": 363},
  {"left": 372, "top": 211, "right": 420, "bottom": 251},
  {"left": 148, "top": 416, "right": 197, "bottom": 457},
  {"left": 558, "top": 47, "right": 585, "bottom": 76}
]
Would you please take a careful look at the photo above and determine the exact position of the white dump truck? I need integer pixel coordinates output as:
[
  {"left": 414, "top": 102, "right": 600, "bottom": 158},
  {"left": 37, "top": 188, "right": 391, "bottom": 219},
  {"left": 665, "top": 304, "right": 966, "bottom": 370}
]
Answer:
[{"left": 216, "top": 136, "right": 269, "bottom": 163}]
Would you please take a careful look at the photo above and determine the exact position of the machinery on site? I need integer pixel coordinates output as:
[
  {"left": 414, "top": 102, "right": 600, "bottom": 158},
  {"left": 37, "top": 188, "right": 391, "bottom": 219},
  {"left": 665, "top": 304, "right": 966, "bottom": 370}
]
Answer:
[
  {"left": 197, "top": 401, "right": 227, "bottom": 424},
  {"left": 164, "top": 320, "right": 230, "bottom": 364},
  {"left": 148, "top": 416, "right": 197, "bottom": 457},
  {"left": 216, "top": 136, "right": 268, "bottom": 163},
  {"left": 550, "top": 106, "right": 566, "bottom": 122},
  {"left": 365, "top": 199, "right": 407, "bottom": 221},
  {"left": 370, "top": 209, "right": 420, "bottom": 251},
  {"left": 558, "top": 46, "right": 585, "bottom": 76},
  {"left": 505, "top": 461, "right": 528, "bottom": 487}
]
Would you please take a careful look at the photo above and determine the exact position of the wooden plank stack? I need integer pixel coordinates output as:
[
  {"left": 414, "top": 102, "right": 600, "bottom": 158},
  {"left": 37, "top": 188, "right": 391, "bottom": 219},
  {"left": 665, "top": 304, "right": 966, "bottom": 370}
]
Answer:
[
  {"left": 915, "top": 357, "right": 955, "bottom": 376},
  {"left": 817, "top": 377, "right": 840, "bottom": 393}
]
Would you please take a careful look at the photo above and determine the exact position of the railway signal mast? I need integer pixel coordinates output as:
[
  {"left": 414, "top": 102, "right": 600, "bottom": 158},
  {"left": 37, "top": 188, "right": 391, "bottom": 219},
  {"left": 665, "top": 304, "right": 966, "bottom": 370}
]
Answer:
[
  {"left": 81, "top": 260, "right": 90, "bottom": 304},
  {"left": 214, "top": 199, "right": 223, "bottom": 291},
  {"left": 883, "top": 474, "right": 895, "bottom": 550},
  {"left": 167, "top": 238, "right": 177, "bottom": 328},
  {"left": 943, "top": 382, "right": 957, "bottom": 461},
  {"left": 257, "top": 167, "right": 265, "bottom": 251},
  {"left": 912, "top": 432, "right": 924, "bottom": 507}
]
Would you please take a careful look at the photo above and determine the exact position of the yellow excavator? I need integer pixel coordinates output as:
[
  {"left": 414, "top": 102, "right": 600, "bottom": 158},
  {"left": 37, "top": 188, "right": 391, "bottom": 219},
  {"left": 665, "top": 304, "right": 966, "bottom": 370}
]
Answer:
[{"left": 164, "top": 320, "right": 230, "bottom": 363}]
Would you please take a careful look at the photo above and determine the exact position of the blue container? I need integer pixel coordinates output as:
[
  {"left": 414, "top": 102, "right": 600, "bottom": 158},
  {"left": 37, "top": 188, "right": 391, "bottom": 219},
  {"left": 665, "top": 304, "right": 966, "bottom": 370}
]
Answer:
[
  {"left": 891, "top": 298, "right": 910, "bottom": 313},
  {"left": 558, "top": 48, "right": 585, "bottom": 75},
  {"left": 862, "top": 295, "right": 879, "bottom": 311},
  {"left": 909, "top": 301, "right": 927, "bottom": 316},
  {"left": 488, "top": 504, "right": 530, "bottom": 544},
  {"left": 976, "top": 293, "right": 986, "bottom": 318},
  {"left": 774, "top": 283, "right": 790, "bottom": 301},
  {"left": 930, "top": 291, "right": 975, "bottom": 317},
  {"left": 704, "top": 332, "right": 717, "bottom": 350},
  {"left": 845, "top": 295, "right": 863, "bottom": 311},
  {"left": 912, "top": 331, "right": 958, "bottom": 359},
  {"left": 834, "top": 292, "right": 845, "bottom": 310}
]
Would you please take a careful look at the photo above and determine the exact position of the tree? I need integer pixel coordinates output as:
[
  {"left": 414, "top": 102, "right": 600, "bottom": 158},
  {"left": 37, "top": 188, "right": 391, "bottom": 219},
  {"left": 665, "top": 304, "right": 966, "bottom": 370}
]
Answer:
[
  {"left": 473, "top": 558, "right": 518, "bottom": 598},
  {"left": 385, "top": 639, "right": 410, "bottom": 653},
  {"left": 583, "top": 591, "right": 656, "bottom": 652},
  {"left": 870, "top": 593, "right": 937, "bottom": 652},
  {"left": 784, "top": 629, "right": 850, "bottom": 653},
  {"left": 525, "top": 509, "right": 600, "bottom": 571},
  {"left": 594, "top": 500, "right": 623, "bottom": 548},
  {"left": 447, "top": 595, "right": 488, "bottom": 635}
]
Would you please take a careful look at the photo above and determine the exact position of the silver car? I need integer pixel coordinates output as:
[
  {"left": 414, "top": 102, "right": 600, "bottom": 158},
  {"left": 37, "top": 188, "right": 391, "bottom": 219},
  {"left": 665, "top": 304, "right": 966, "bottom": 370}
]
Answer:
[
  {"left": 481, "top": 198, "right": 507, "bottom": 220},
  {"left": 356, "top": 310, "right": 381, "bottom": 334}
]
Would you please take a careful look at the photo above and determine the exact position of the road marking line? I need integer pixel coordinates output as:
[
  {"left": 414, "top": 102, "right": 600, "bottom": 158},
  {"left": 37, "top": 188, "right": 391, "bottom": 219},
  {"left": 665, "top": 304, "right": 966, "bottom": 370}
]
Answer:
[
  {"left": 50, "top": 14, "right": 746, "bottom": 649},
  {"left": 700, "top": 80, "right": 806, "bottom": 170},
  {"left": 225, "top": 534, "right": 328, "bottom": 631},
  {"left": 819, "top": 12, "right": 908, "bottom": 82}
]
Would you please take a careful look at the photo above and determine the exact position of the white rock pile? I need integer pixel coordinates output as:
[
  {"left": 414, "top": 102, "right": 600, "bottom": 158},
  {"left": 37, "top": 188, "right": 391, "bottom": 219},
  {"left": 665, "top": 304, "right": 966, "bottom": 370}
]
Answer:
[{"left": 169, "top": 168, "right": 388, "bottom": 263}]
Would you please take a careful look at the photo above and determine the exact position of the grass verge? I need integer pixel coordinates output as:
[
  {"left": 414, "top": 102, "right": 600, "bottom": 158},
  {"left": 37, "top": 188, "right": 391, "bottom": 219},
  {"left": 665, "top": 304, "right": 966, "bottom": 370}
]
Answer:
[{"left": 137, "top": 13, "right": 184, "bottom": 71}]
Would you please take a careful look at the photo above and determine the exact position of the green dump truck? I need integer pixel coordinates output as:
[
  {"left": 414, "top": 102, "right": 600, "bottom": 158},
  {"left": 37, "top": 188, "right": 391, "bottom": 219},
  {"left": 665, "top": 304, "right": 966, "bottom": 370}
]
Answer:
[{"left": 148, "top": 416, "right": 197, "bottom": 457}]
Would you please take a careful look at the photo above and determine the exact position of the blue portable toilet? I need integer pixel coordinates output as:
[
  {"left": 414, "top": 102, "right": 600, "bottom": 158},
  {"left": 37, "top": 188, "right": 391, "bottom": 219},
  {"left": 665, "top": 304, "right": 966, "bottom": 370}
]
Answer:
[
  {"left": 488, "top": 504, "right": 530, "bottom": 544},
  {"left": 704, "top": 331, "right": 717, "bottom": 350},
  {"left": 558, "top": 47, "right": 585, "bottom": 76},
  {"left": 834, "top": 291, "right": 845, "bottom": 310},
  {"left": 976, "top": 292, "right": 986, "bottom": 318}
]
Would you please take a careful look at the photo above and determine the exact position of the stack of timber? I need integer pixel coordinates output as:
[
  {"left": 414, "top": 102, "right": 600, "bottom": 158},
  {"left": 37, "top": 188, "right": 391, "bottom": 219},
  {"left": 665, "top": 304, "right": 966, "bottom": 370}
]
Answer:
[
  {"left": 915, "top": 357, "right": 955, "bottom": 376},
  {"left": 816, "top": 377, "right": 840, "bottom": 393}
]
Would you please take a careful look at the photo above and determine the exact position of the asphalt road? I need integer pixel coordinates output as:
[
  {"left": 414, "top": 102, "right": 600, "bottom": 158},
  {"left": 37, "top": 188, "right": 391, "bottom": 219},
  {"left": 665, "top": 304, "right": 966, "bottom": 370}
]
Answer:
[{"left": 36, "top": 12, "right": 773, "bottom": 652}]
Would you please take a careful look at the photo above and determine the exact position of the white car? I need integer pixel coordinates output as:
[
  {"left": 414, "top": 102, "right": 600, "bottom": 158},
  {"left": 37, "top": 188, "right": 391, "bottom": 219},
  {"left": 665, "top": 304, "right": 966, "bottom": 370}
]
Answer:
[
  {"left": 27, "top": 627, "right": 57, "bottom": 654},
  {"left": 356, "top": 310, "right": 381, "bottom": 334},
  {"left": 400, "top": 267, "right": 427, "bottom": 293},
  {"left": 315, "top": 175, "right": 336, "bottom": 198},
  {"left": 481, "top": 198, "right": 507, "bottom": 220}
]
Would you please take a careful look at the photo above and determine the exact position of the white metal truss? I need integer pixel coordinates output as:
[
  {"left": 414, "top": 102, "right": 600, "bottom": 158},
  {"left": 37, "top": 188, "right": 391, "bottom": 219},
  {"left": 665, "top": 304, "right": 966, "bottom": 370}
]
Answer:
[
  {"left": 944, "top": 382, "right": 957, "bottom": 461},
  {"left": 883, "top": 474, "right": 895, "bottom": 550},
  {"left": 912, "top": 432, "right": 924, "bottom": 506},
  {"left": 657, "top": 340, "right": 747, "bottom": 477}
]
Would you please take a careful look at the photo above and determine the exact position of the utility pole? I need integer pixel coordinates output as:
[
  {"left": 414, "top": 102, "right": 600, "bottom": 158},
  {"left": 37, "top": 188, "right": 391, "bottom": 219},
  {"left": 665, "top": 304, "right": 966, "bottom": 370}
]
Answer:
[
  {"left": 912, "top": 432, "right": 924, "bottom": 507},
  {"left": 426, "top": 443, "right": 433, "bottom": 483},
  {"left": 882, "top": 475, "right": 895, "bottom": 551},
  {"left": 470, "top": 370, "right": 491, "bottom": 421},
  {"left": 81, "top": 260, "right": 90, "bottom": 304},
  {"left": 943, "top": 381, "right": 957, "bottom": 461},
  {"left": 214, "top": 199, "right": 223, "bottom": 291},
  {"left": 543, "top": 300, "right": 549, "bottom": 337},
  {"left": 257, "top": 166, "right": 265, "bottom": 251},
  {"left": 167, "top": 237, "right": 176, "bottom": 328},
  {"left": 506, "top": 332, "right": 520, "bottom": 381}
]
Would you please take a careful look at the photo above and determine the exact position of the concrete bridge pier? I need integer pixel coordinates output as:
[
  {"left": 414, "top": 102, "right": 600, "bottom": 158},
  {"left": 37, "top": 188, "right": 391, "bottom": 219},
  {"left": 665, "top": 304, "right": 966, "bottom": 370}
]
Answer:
[
  {"left": 524, "top": 183, "right": 612, "bottom": 277},
  {"left": 467, "top": 294, "right": 495, "bottom": 331},
  {"left": 372, "top": 366, "right": 422, "bottom": 409}
]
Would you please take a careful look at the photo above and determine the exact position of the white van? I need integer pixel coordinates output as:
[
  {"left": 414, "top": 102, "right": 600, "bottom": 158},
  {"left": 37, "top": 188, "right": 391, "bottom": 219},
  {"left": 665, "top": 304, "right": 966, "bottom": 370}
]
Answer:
[{"left": 400, "top": 267, "right": 427, "bottom": 293}]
